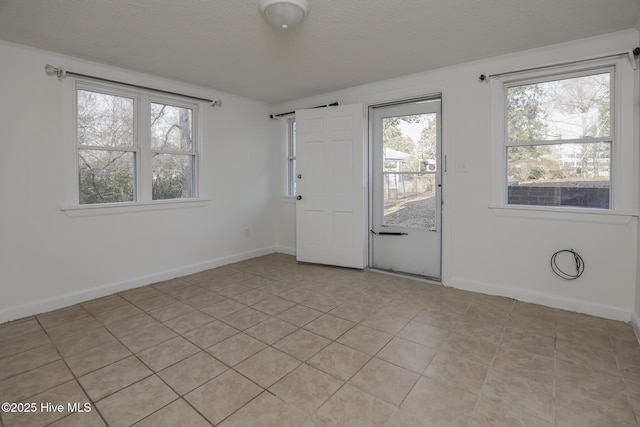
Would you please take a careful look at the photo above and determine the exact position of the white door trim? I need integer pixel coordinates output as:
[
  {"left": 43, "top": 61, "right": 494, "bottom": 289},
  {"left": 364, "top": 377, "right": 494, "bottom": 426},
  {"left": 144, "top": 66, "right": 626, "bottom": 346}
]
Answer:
[{"left": 361, "top": 84, "right": 453, "bottom": 285}]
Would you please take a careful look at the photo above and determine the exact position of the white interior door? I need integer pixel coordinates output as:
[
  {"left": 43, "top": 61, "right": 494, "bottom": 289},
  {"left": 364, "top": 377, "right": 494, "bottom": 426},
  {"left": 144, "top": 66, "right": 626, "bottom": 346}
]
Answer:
[
  {"left": 370, "top": 98, "right": 442, "bottom": 279},
  {"left": 295, "top": 104, "right": 365, "bottom": 269}
]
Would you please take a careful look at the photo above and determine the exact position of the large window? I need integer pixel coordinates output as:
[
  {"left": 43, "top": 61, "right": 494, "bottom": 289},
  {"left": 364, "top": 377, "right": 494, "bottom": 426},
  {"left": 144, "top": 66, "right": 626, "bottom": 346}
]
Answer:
[
  {"left": 504, "top": 69, "right": 613, "bottom": 209},
  {"left": 76, "top": 84, "right": 198, "bottom": 205}
]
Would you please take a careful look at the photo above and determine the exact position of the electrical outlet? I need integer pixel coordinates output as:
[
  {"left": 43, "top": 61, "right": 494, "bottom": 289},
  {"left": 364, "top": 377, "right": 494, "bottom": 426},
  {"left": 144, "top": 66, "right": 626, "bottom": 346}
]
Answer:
[{"left": 455, "top": 161, "right": 468, "bottom": 173}]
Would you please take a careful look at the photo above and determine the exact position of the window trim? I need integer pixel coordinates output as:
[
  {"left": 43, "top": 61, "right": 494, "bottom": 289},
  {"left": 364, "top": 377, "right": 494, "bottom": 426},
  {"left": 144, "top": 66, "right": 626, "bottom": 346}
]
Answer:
[
  {"left": 489, "top": 56, "right": 637, "bottom": 218},
  {"left": 280, "top": 114, "right": 296, "bottom": 198},
  {"left": 148, "top": 97, "right": 199, "bottom": 201},
  {"left": 60, "top": 197, "right": 209, "bottom": 216},
  {"left": 63, "top": 78, "right": 207, "bottom": 214}
]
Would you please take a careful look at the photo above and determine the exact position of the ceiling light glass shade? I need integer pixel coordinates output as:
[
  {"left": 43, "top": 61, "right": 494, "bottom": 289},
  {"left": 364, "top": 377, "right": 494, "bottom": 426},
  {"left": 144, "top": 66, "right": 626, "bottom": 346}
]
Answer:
[{"left": 260, "top": 0, "right": 309, "bottom": 29}]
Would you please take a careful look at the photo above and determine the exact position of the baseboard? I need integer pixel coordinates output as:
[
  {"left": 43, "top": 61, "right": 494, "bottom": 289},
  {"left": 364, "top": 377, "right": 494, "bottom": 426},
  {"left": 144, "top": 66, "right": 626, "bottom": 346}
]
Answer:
[
  {"left": 274, "top": 246, "right": 296, "bottom": 256},
  {"left": 449, "top": 276, "right": 632, "bottom": 322},
  {"left": 632, "top": 311, "right": 640, "bottom": 344},
  {"left": 0, "top": 247, "right": 276, "bottom": 324}
]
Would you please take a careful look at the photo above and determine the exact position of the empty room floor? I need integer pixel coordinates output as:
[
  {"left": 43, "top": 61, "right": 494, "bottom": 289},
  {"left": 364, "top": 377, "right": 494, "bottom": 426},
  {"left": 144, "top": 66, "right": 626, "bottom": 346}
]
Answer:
[{"left": 1, "top": 254, "right": 639, "bottom": 427}]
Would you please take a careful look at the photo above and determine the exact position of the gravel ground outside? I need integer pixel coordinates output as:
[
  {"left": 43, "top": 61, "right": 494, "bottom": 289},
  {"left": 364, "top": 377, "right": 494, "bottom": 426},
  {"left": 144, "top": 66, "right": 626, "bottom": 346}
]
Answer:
[{"left": 384, "top": 194, "right": 437, "bottom": 230}]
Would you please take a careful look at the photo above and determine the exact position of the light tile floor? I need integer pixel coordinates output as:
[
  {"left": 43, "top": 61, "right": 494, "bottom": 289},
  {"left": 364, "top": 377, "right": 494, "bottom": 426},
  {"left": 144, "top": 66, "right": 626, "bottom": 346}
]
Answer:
[{"left": 1, "top": 253, "right": 639, "bottom": 426}]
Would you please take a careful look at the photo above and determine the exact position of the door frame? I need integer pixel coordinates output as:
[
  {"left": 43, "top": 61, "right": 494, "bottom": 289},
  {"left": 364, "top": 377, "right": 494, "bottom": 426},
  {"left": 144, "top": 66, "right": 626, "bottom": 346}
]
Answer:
[{"left": 367, "top": 96, "right": 443, "bottom": 279}]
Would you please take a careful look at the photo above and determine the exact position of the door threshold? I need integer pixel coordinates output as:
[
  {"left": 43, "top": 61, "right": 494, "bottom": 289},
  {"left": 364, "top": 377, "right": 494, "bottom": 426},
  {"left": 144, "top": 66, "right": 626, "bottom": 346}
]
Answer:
[{"left": 367, "top": 267, "right": 442, "bottom": 286}]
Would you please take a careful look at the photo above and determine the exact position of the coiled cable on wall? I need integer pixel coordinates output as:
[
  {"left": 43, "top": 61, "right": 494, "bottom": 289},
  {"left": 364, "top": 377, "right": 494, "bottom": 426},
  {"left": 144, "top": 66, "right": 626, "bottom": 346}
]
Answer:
[{"left": 550, "top": 249, "right": 584, "bottom": 280}]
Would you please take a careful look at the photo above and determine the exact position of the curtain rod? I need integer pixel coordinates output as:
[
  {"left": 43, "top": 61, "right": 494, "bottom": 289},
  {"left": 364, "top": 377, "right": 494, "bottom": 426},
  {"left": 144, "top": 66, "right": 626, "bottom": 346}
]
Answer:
[
  {"left": 269, "top": 102, "right": 339, "bottom": 119},
  {"left": 479, "top": 47, "right": 640, "bottom": 81},
  {"left": 44, "top": 64, "right": 222, "bottom": 107}
]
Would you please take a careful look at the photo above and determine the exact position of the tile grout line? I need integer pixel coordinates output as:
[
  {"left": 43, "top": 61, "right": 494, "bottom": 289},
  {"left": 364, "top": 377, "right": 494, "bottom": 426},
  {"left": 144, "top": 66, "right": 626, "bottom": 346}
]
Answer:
[
  {"left": 465, "top": 299, "right": 513, "bottom": 427},
  {"left": 54, "top": 297, "right": 202, "bottom": 425},
  {"left": 3, "top": 255, "right": 640, "bottom": 426},
  {"left": 34, "top": 314, "right": 112, "bottom": 427}
]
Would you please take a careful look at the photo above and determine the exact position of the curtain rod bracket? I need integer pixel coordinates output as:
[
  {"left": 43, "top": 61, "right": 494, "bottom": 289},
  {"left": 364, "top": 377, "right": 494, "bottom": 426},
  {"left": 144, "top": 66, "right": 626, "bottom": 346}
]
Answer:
[
  {"left": 45, "top": 64, "right": 65, "bottom": 80},
  {"left": 628, "top": 48, "right": 639, "bottom": 70}
]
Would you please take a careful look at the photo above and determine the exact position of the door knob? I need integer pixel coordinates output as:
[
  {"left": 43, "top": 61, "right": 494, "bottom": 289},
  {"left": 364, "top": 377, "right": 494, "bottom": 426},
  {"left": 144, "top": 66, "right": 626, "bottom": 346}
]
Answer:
[{"left": 296, "top": 195, "right": 302, "bottom": 200}]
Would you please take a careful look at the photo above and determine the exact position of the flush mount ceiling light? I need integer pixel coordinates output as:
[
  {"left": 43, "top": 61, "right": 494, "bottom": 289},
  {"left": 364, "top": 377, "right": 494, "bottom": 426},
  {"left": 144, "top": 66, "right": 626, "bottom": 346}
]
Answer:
[{"left": 259, "top": 0, "right": 310, "bottom": 29}]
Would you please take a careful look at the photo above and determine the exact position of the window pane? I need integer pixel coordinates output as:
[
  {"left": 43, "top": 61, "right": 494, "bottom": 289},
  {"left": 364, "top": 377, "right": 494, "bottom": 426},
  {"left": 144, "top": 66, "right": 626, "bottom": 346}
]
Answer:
[
  {"left": 288, "top": 158, "right": 296, "bottom": 196},
  {"left": 287, "top": 119, "right": 296, "bottom": 196},
  {"left": 78, "top": 149, "right": 135, "bottom": 204},
  {"left": 152, "top": 154, "right": 195, "bottom": 200},
  {"left": 507, "top": 142, "right": 610, "bottom": 209},
  {"left": 382, "top": 113, "right": 438, "bottom": 229},
  {"left": 384, "top": 173, "right": 437, "bottom": 229},
  {"left": 77, "top": 90, "right": 134, "bottom": 148},
  {"left": 290, "top": 120, "right": 297, "bottom": 157},
  {"left": 151, "top": 103, "right": 193, "bottom": 151},
  {"left": 507, "top": 72, "right": 610, "bottom": 143}
]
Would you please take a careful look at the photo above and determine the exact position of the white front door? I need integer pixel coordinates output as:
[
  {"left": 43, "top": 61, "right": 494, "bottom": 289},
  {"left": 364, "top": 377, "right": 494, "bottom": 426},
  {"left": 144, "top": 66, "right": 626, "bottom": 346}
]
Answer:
[
  {"left": 295, "top": 104, "right": 366, "bottom": 269},
  {"left": 370, "top": 98, "right": 442, "bottom": 279}
]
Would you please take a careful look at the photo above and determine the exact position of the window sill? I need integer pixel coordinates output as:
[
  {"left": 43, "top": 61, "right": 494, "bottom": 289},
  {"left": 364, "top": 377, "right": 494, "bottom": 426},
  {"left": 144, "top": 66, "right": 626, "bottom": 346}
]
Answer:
[
  {"left": 61, "top": 198, "right": 209, "bottom": 217},
  {"left": 489, "top": 204, "right": 638, "bottom": 224}
]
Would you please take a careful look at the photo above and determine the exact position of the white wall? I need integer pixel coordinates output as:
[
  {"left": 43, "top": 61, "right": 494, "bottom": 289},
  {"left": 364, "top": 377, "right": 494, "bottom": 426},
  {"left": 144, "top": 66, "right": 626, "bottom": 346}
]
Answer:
[
  {"left": 274, "top": 29, "right": 640, "bottom": 322},
  {"left": 2, "top": 30, "right": 638, "bottom": 326},
  {"left": 0, "top": 41, "right": 276, "bottom": 323}
]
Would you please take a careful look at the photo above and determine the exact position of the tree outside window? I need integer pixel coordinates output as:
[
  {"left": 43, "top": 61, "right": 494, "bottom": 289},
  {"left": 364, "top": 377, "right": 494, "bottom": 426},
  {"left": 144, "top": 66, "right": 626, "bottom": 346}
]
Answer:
[
  {"left": 76, "top": 86, "right": 198, "bottom": 204},
  {"left": 505, "top": 71, "right": 612, "bottom": 209}
]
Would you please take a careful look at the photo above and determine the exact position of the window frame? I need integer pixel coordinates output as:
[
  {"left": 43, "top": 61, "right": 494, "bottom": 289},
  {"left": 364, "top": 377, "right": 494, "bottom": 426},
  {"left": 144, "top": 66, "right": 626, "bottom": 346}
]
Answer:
[
  {"left": 489, "top": 56, "right": 637, "bottom": 219},
  {"left": 504, "top": 67, "right": 614, "bottom": 210},
  {"left": 280, "top": 115, "right": 296, "bottom": 198},
  {"left": 63, "top": 79, "right": 206, "bottom": 214},
  {"left": 76, "top": 85, "right": 140, "bottom": 204},
  {"left": 149, "top": 98, "right": 198, "bottom": 201}
]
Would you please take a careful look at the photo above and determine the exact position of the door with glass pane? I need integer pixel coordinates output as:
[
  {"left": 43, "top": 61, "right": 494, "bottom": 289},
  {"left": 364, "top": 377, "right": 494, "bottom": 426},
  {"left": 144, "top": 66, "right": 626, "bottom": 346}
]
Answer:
[{"left": 370, "top": 98, "right": 442, "bottom": 279}]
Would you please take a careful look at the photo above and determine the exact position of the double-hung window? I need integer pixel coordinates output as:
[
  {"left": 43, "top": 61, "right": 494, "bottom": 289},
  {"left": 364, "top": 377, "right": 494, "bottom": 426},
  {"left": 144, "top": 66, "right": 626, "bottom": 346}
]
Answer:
[
  {"left": 487, "top": 50, "right": 640, "bottom": 217},
  {"left": 504, "top": 68, "right": 613, "bottom": 209},
  {"left": 75, "top": 82, "right": 198, "bottom": 205}
]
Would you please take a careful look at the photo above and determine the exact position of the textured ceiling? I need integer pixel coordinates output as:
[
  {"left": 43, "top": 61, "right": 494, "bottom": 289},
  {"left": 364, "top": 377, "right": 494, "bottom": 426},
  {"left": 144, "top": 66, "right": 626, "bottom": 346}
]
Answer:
[{"left": 0, "top": 0, "right": 638, "bottom": 103}]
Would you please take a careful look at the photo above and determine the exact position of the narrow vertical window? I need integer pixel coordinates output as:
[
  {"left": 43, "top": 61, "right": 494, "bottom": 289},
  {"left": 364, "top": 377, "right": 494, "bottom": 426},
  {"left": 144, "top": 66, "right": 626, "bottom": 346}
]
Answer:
[{"left": 287, "top": 118, "right": 297, "bottom": 196}]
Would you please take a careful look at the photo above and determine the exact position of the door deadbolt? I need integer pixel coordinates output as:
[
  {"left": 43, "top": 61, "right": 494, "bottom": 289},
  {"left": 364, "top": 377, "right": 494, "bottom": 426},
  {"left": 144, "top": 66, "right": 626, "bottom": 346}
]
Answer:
[
  {"left": 296, "top": 195, "right": 302, "bottom": 200},
  {"left": 297, "top": 174, "right": 302, "bottom": 179}
]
